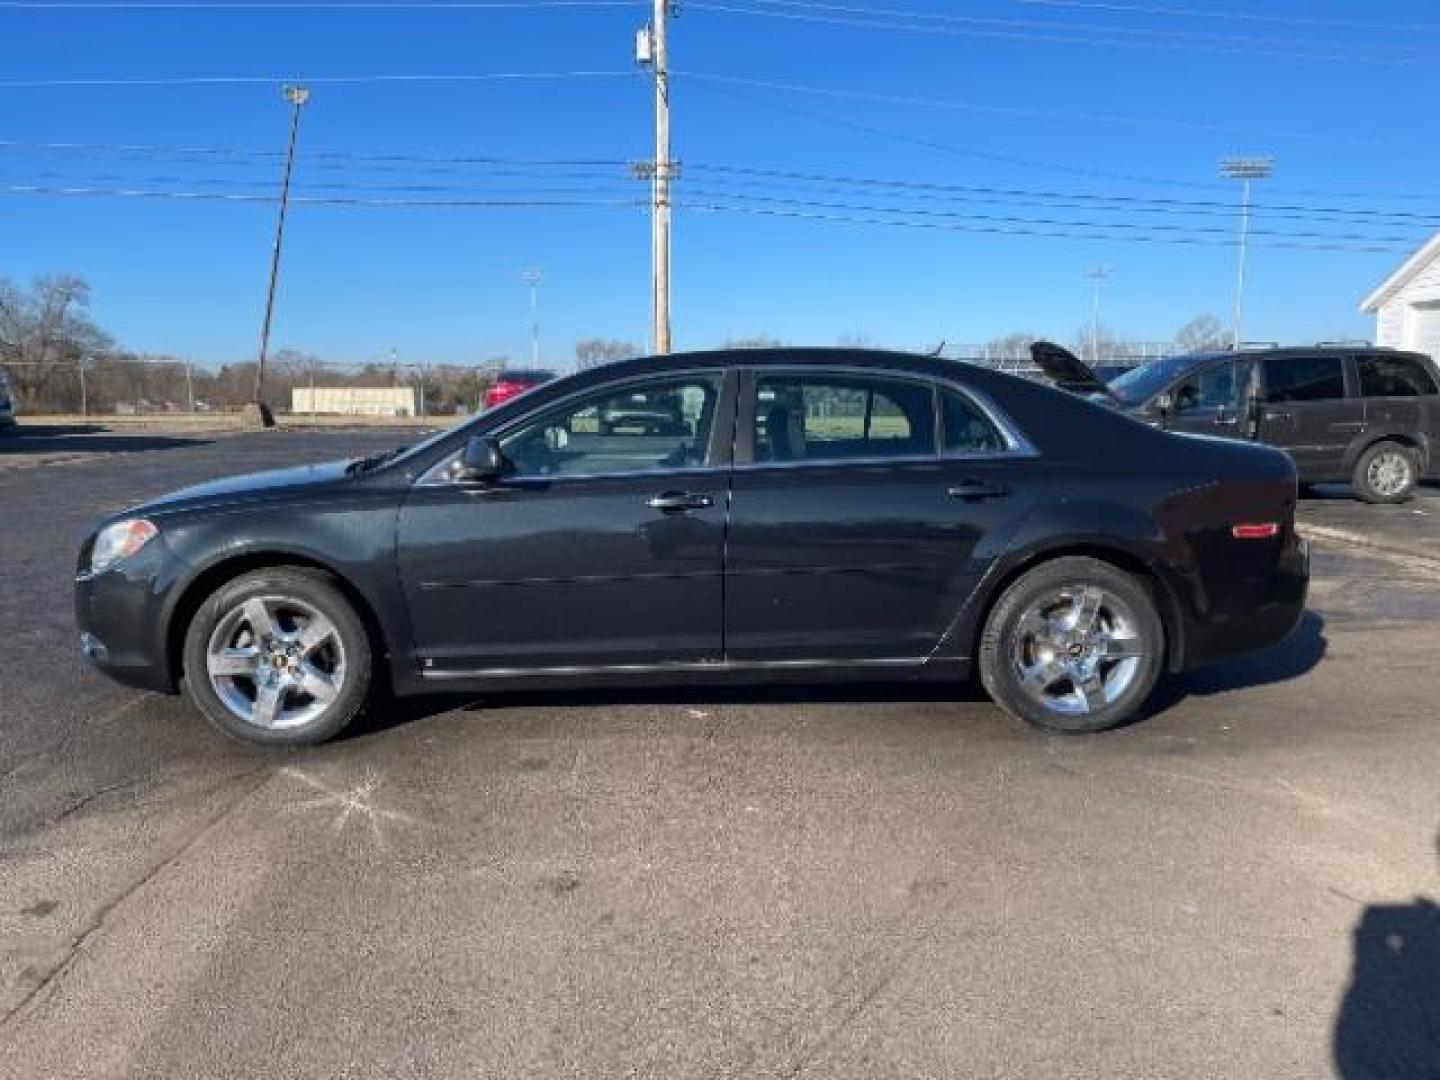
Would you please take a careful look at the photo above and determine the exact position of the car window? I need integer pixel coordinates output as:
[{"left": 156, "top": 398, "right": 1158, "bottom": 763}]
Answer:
[
  {"left": 753, "top": 373, "right": 936, "bottom": 463},
  {"left": 1107, "top": 354, "right": 1209, "bottom": 406},
  {"left": 941, "top": 387, "right": 1005, "bottom": 453},
  {"left": 1357, "top": 354, "right": 1438, "bottom": 398},
  {"left": 1262, "top": 355, "right": 1346, "bottom": 404},
  {"left": 500, "top": 374, "right": 720, "bottom": 478},
  {"left": 1173, "top": 360, "right": 1250, "bottom": 414}
]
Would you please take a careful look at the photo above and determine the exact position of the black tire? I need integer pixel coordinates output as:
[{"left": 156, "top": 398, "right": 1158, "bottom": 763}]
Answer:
[
  {"left": 181, "top": 567, "right": 372, "bottom": 746},
  {"left": 1351, "top": 441, "right": 1418, "bottom": 504},
  {"left": 978, "top": 556, "right": 1165, "bottom": 734}
]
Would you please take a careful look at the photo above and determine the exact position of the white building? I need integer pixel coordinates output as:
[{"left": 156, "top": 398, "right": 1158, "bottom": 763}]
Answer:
[
  {"left": 291, "top": 386, "right": 416, "bottom": 417},
  {"left": 1359, "top": 231, "right": 1440, "bottom": 359}
]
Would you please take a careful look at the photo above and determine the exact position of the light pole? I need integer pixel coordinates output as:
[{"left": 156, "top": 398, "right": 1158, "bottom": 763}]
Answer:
[
  {"left": 249, "top": 83, "right": 310, "bottom": 427},
  {"left": 1084, "top": 265, "right": 1112, "bottom": 366},
  {"left": 521, "top": 268, "right": 542, "bottom": 366},
  {"left": 1220, "top": 156, "right": 1273, "bottom": 349}
]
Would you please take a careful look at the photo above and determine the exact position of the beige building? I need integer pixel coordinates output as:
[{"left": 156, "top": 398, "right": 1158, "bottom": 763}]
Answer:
[
  {"left": 291, "top": 386, "right": 416, "bottom": 417},
  {"left": 1360, "top": 231, "right": 1440, "bottom": 360}
]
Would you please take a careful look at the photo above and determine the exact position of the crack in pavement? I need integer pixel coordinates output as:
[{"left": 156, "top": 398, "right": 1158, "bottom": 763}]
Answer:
[{"left": 0, "top": 765, "right": 275, "bottom": 1034}]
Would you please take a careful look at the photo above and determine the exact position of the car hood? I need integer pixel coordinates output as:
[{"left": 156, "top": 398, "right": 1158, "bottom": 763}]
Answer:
[
  {"left": 1029, "top": 341, "right": 1115, "bottom": 398},
  {"left": 130, "top": 459, "right": 356, "bottom": 515}
]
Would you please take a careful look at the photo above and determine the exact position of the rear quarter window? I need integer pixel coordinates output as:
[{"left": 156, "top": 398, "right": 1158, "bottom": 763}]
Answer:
[{"left": 1357, "top": 354, "right": 1439, "bottom": 397}]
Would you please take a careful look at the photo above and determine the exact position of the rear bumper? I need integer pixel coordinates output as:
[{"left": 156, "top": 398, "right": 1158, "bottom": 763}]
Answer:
[{"left": 1174, "top": 533, "right": 1309, "bottom": 671}]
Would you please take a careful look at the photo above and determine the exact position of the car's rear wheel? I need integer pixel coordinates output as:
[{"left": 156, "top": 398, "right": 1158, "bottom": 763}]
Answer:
[
  {"left": 182, "top": 568, "right": 372, "bottom": 746},
  {"left": 1352, "top": 441, "right": 1418, "bottom": 504},
  {"left": 978, "top": 557, "right": 1165, "bottom": 734}
]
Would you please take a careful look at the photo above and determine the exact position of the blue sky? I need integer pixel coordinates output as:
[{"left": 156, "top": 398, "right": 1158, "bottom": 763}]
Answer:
[{"left": 3, "top": 0, "right": 1437, "bottom": 368}]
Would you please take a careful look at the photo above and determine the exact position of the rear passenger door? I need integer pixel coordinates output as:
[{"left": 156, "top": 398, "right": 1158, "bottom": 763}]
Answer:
[
  {"left": 723, "top": 368, "right": 1043, "bottom": 663},
  {"left": 1255, "top": 353, "right": 1359, "bottom": 479}
]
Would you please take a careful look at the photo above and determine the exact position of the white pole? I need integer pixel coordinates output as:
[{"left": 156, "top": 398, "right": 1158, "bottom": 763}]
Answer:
[{"left": 651, "top": 0, "right": 672, "bottom": 355}]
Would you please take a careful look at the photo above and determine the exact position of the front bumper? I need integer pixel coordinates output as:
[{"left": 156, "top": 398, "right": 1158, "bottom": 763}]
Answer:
[{"left": 74, "top": 536, "right": 187, "bottom": 693}]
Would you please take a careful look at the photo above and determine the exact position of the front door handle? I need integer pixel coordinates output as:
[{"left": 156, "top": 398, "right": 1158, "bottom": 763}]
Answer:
[
  {"left": 646, "top": 490, "right": 714, "bottom": 513},
  {"left": 1264, "top": 409, "right": 1292, "bottom": 423},
  {"left": 948, "top": 479, "right": 1011, "bottom": 501}
]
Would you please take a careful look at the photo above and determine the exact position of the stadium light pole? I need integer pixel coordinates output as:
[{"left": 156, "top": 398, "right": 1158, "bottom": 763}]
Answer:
[
  {"left": 1220, "top": 156, "right": 1273, "bottom": 349},
  {"left": 249, "top": 83, "right": 310, "bottom": 427},
  {"left": 521, "top": 268, "right": 542, "bottom": 366}
]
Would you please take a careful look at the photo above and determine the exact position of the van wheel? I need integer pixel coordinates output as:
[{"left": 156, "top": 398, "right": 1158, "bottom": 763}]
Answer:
[
  {"left": 1352, "top": 441, "right": 1417, "bottom": 504},
  {"left": 182, "top": 568, "right": 372, "bottom": 746},
  {"left": 979, "top": 557, "right": 1165, "bottom": 734}
]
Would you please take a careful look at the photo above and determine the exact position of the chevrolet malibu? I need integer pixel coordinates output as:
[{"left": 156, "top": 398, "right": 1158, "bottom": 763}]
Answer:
[{"left": 76, "top": 348, "right": 1309, "bottom": 745}]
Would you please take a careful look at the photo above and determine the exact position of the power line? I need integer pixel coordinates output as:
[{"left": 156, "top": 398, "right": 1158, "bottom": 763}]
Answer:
[
  {"left": 7, "top": 135, "right": 1438, "bottom": 213},
  {"left": 0, "top": 183, "right": 648, "bottom": 208},
  {"left": 1, "top": 179, "right": 1420, "bottom": 250},
  {"left": 0, "top": 1, "right": 642, "bottom": 8},
  {"left": 0, "top": 69, "right": 639, "bottom": 88},
  {"left": 1011, "top": 0, "right": 1440, "bottom": 34},
  {"left": 674, "top": 200, "right": 1411, "bottom": 253},
  {"left": 686, "top": 0, "right": 1425, "bottom": 65},
  {"left": 679, "top": 69, "right": 1394, "bottom": 149},
  {"left": 674, "top": 187, "right": 1426, "bottom": 245}
]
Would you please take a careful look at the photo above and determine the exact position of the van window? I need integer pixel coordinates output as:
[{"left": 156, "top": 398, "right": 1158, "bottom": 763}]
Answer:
[
  {"left": 1357, "top": 354, "right": 1438, "bottom": 398},
  {"left": 1173, "top": 360, "right": 1250, "bottom": 414},
  {"left": 1263, "top": 355, "right": 1345, "bottom": 403}
]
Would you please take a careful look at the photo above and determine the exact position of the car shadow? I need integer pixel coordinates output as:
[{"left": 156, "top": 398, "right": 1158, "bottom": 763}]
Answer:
[
  {"left": 343, "top": 678, "right": 988, "bottom": 742},
  {"left": 1332, "top": 834, "right": 1440, "bottom": 1078},
  {"left": 0, "top": 427, "right": 212, "bottom": 455},
  {"left": 1137, "top": 610, "right": 1327, "bottom": 721},
  {"left": 345, "top": 613, "right": 1326, "bottom": 742}
]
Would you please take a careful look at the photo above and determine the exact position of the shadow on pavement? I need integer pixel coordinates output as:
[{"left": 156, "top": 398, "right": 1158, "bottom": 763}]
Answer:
[
  {"left": 0, "top": 427, "right": 212, "bottom": 455},
  {"left": 346, "top": 615, "right": 1326, "bottom": 742},
  {"left": 1333, "top": 836, "right": 1440, "bottom": 1079},
  {"left": 1141, "top": 610, "right": 1326, "bottom": 719},
  {"left": 344, "top": 678, "right": 988, "bottom": 742}
]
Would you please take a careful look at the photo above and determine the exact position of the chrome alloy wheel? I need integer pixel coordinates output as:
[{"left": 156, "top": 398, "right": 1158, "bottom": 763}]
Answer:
[
  {"left": 1366, "top": 449, "right": 1413, "bottom": 499},
  {"left": 205, "top": 595, "right": 347, "bottom": 731},
  {"left": 1009, "top": 585, "right": 1146, "bottom": 717}
]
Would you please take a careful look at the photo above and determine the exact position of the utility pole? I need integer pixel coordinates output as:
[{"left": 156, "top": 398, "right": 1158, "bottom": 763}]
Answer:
[
  {"left": 249, "top": 84, "right": 310, "bottom": 428},
  {"left": 521, "top": 268, "right": 542, "bottom": 366},
  {"left": 635, "top": 0, "right": 674, "bottom": 354},
  {"left": 1220, "top": 156, "right": 1273, "bottom": 349},
  {"left": 1084, "top": 265, "right": 1112, "bottom": 366}
]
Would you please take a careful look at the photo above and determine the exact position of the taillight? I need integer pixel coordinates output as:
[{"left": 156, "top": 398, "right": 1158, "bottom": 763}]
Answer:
[{"left": 1231, "top": 523, "right": 1280, "bottom": 540}]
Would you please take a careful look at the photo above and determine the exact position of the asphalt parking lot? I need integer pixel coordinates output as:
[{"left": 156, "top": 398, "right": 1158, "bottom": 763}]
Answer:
[{"left": 2, "top": 427, "right": 1438, "bottom": 1079}]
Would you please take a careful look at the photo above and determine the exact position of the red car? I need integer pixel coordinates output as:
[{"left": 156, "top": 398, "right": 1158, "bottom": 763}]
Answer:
[{"left": 483, "top": 369, "right": 556, "bottom": 410}]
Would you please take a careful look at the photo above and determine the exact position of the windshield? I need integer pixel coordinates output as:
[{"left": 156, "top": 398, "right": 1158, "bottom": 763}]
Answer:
[{"left": 1106, "top": 354, "right": 1210, "bottom": 406}]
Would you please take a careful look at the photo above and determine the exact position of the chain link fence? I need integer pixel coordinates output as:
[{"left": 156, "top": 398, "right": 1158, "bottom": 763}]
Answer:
[{"left": 0, "top": 354, "right": 508, "bottom": 419}]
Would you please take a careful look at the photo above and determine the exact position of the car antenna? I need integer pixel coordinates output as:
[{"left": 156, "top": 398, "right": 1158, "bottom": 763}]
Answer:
[{"left": 927, "top": 340, "right": 946, "bottom": 357}]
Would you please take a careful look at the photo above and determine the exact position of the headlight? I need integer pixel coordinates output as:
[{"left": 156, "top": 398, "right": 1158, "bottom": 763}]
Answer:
[{"left": 90, "top": 518, "right": 158, "bottom": 573}]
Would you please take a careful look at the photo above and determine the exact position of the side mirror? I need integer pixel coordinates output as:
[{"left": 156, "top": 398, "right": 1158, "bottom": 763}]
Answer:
[
  {"left": 448, "top": 436, "right": 507, "bottom": 484},
  {"left": 1153, "top": 392, "right": 1173, "bottom": 416}
]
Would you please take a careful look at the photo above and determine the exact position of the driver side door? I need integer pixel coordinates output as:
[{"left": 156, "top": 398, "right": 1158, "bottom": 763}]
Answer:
[
  {"left": 397, "top": 370, "right": 734, "bottom": 677},
  {"left": 1165, "top": 358, "right": 1255, "bottom": 441}
]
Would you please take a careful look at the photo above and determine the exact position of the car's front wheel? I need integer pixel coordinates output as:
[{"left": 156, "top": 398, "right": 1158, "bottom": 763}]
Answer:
[
  {"left": 182, "top": 567, "right": 372, "bottom": 746},
  {"left": 1352, "top": 440, "right": 1418, "bottom": 504},
  {"left": 978, "top": 556, "right": 1165, "bottom": 734}
]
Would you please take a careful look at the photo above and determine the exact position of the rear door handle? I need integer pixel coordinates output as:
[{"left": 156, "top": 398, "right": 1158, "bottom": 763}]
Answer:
[
  {"left": 948, "top": 480, "right": 1011, "bottom": 501},
  {"left": 646, "top": 490, "right": 714, "bottom": 513}
]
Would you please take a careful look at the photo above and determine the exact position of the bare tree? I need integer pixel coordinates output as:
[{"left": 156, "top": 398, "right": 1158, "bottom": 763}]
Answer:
[
  {"left": 721, "top": 335, "right": 783, "bottom": 350},
  {"left": 0, "top": 275, "right": 112, "bottom": 411},
  {"left": 575, "top": 338, "right": 642, "bottom": 370},
  {"left": 1174, "top": 313, "right": 1229, "bottom": 354}
]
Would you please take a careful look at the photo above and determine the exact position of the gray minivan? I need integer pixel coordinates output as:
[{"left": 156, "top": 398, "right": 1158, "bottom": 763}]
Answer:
[{"left": 1031, "top": 343, "right": 1439, "bottom": 503}]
